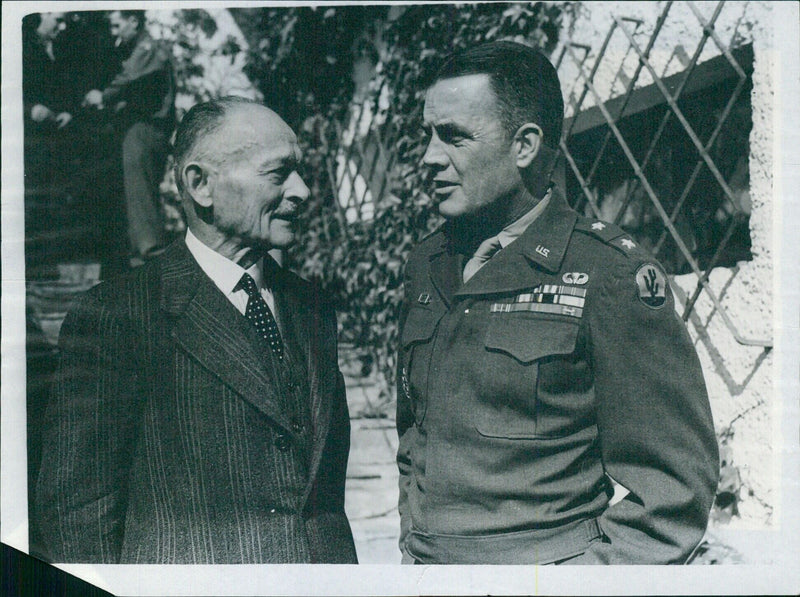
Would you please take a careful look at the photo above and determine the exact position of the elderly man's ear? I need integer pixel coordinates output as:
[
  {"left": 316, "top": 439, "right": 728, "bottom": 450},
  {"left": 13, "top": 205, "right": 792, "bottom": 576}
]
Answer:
[
  {"left": 514, "top": 123, "right": 544, "bottom": 169},
  {"left": 183, "top": 163, "right": 214, "bottom": 207}
]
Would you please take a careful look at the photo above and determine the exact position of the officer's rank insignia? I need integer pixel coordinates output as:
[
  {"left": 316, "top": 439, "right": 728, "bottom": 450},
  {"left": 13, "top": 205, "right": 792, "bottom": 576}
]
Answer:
[
  {"left": 635, "top": 263, "right": 667, "bottom": 308},
  {"left": 491, "top": 285, "right": 586, "bottom": 318},
  {"left": 562, "top": 272, "right": 589, "bottom": 285}
]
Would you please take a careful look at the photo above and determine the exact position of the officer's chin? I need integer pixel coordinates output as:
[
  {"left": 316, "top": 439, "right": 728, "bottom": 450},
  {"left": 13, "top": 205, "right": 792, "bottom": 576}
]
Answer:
[{"left": 437, "top": 196, "right": 467, "bottom": 220}]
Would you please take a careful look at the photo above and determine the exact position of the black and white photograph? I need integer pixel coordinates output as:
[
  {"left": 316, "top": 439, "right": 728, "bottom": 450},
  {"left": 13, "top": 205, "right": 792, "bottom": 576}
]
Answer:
[{"left": 2, "top": 1, "right": 798, "bottom": 594}]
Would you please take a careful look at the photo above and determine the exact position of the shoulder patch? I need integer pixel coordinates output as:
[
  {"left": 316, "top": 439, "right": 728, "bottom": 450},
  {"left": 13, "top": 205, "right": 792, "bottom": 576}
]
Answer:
[{"left": 635, "top": 263, "right": 667, "bottom": 308}]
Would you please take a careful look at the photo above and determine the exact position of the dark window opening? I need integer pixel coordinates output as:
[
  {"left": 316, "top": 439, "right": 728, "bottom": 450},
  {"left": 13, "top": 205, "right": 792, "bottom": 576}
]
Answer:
[{"left": 563, "top": 44, "right": 754, "bottom": 275}]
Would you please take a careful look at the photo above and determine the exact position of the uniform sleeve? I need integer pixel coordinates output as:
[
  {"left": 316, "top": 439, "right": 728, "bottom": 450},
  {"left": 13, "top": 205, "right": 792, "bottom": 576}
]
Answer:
[
  {"left": 102, "top": 39, "right": 171, "bottom": 104},
  {"left": 396, "top": 267, "right": 416, "bottom": 562},
  {"left": 571, "top": 257, "right": 719, "bottom": 564},
  {"left": 34, "top": 292, "right": 143, "bottom": 563}
]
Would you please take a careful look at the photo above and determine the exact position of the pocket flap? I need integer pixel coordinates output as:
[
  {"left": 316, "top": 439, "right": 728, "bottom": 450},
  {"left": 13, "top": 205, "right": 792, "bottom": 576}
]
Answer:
[
  {"left": 485, "top": 315, "right": 579, "bottom": 363},
  {"left": 401, "top": 306, "right": 444, "bottom": 347}
]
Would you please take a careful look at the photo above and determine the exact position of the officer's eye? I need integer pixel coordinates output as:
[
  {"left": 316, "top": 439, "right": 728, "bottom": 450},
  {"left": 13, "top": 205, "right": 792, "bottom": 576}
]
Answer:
[{"left": 437, "top": 124, "right": 467, "bottom": 145}]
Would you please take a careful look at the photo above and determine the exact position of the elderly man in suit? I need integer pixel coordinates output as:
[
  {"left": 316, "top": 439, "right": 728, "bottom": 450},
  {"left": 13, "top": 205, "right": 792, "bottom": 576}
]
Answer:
[{"left": 35, "top": 96, "right": 358, "bottom": 564}]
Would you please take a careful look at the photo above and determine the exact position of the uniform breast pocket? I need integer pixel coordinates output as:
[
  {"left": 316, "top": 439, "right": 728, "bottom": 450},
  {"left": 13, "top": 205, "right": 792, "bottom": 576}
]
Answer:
[
  {"left": 477, "top": 314, "right": 585, "bottom": 439},
  {"left": 400, "top": 305, "right": 444, "bottom": 426}
]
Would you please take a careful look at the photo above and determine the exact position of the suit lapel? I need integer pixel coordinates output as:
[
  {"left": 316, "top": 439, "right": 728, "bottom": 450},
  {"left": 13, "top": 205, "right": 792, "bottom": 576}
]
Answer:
[{"left": 160, "top": 240, "right": 294, "bottom": 433}]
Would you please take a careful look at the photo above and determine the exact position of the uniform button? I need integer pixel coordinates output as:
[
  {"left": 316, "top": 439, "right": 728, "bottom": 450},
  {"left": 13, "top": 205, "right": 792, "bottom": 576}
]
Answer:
[{"left": 275, "top": 434, "right": 291, "bottom": 452}]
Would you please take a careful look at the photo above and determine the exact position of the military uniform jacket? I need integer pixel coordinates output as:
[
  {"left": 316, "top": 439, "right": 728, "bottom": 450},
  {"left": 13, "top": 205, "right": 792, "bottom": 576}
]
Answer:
[
  {"left": 35, "top": 239, "right": 357, "bottom": 563},
  {"left": 396, "top": 188, "right": 719, "bottom": 564}
]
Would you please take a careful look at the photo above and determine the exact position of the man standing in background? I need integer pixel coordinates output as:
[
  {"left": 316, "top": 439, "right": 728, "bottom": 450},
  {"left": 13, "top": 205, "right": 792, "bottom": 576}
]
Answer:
[
  {"left": 396, "top": 41, "right": 718, "bottom": 564},
  {"left": 22, "top": 12, "right": 73, "bottom": 129}
]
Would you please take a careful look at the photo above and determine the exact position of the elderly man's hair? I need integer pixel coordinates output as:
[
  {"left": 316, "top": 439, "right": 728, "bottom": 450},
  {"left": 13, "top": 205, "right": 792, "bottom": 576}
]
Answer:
[
  {"left": 173, "top": 96, "right": 263, "bottom": 198},
  {"left": 433, "top": 41, "right": 564, "bottom": 149}
]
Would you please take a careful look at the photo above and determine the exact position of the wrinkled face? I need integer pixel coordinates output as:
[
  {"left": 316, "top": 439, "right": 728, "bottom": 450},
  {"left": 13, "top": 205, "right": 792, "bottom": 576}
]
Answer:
[
  {"left": 37, "top": 12, "right": 66, "bottom": 41},
  {"left": 422, "top": 74, "right": 521, "bottom": 220},
  {"left": 108, "top": 12, "right": 139, "bottom": 46},
  {"left": 204, "top": 105, "right": 310, "bottom": 250}
]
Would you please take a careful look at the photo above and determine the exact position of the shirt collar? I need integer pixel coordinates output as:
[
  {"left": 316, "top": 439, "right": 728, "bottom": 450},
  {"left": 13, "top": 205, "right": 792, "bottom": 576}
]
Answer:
[
  {"left": 184, "top": 228, "right": 264, "bottom": 295},
  {"left": 496, "top": 188, "right": 552, "bottom": 249}
]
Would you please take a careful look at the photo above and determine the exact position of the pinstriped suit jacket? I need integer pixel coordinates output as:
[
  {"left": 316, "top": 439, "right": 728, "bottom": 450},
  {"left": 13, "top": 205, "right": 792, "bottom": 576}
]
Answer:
[{"left": 34, "top": 239, "right": 357, "bottom": 563}]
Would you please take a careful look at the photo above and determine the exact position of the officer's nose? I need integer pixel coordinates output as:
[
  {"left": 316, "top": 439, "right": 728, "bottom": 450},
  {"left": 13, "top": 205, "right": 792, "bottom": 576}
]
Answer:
[
  {"left": 422, "top": 135, "right": 448, "bottom": 171},
  {"left": 284, "top": 171, "right": 310, "bottom": 205}
]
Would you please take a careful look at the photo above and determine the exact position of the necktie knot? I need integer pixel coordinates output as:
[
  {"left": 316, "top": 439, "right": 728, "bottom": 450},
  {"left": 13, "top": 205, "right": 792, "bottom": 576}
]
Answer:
[
  {"left": 234, "top": 273, "right": 260, "bottom": 298},
  {"left": 463, "top": 236, "right": 503, "bottom": 283}
]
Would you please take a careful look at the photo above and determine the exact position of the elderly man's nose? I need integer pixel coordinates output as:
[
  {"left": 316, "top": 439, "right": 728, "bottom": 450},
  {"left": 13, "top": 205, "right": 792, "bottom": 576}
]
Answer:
[{"left": 285, "top": 171, "right": 310, "bottom": 203}]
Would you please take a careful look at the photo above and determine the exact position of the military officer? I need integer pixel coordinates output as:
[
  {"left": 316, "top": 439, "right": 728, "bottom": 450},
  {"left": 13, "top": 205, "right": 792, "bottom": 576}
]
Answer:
[{"left": 396, "top": 41, "right": 719, "bottom": 565}]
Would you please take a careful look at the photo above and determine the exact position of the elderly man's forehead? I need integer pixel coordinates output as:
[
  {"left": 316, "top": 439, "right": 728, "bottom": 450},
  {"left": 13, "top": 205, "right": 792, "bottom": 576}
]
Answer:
[
  {"left": 224, "top": 104, "right": 293, "bottom": 137},
  {"left": 196, "top": 104, "right": 297, "bottom": 162}
]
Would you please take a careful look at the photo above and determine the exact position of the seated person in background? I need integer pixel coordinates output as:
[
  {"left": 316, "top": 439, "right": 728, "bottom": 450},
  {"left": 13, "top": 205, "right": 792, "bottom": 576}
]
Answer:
[{"left": 83, "top": 10, "right": 176, "bottom": 266}]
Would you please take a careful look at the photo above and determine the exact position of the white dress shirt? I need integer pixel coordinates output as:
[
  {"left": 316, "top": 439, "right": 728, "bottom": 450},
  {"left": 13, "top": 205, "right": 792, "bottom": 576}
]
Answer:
[{"left": 184, "top": 228, "right": 277, "bottom": 316}]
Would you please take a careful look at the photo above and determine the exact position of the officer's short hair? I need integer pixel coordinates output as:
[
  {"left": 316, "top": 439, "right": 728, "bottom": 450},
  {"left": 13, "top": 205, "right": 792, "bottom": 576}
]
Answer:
[
  {"left": 173, "top": 96, "right": 262, "bottom": 199},
  {"left": 432, "top": 41, "right": 564, "bottom": 149}
]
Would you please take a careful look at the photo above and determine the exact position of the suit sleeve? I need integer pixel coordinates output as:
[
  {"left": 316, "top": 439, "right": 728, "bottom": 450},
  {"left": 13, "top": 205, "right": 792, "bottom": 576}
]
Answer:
[
  {"left": 312, "top": 300, "right": 351, "bottom": 513},
  {"left": 34, "top": 291, "right": 143, "bottom": 563},
  {"left": 305, "top": 299, "right": 358, "bottom": 563},
  {"left": 570, "top": 257, "right": 719, "bottom": 564}
]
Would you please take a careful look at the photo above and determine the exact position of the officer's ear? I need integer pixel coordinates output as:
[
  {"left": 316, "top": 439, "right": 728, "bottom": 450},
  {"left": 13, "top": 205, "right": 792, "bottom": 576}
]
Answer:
[
  {"left": 182, "top": 162, "right": 214, "bottom": 208},
  {"left": 513, "top": 123, "right": 543, "bottom": 169}
]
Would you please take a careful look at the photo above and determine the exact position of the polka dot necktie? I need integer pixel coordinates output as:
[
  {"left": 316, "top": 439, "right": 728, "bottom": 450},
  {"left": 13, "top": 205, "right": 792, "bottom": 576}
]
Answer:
[{"left": 234, "top": 273, "right": 284, "bottom": 360}]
